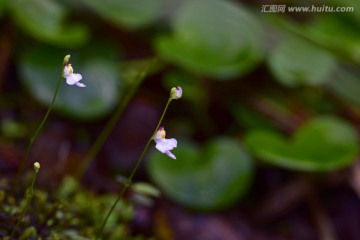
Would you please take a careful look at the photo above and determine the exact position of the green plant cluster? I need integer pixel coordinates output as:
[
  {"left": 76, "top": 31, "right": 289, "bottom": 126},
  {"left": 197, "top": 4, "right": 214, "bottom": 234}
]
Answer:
[{"left": 0, "top": 176, "right": 146, "bottom": 239}]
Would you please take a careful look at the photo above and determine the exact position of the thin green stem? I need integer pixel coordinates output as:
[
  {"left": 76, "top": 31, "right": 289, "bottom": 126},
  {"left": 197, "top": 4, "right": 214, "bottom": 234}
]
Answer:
[
  {"left": 10, "top": 167, "right": 40, "bottom": 238},
  {"left": 95, "top": 97, "right": 173, "bottom": 240},
  {"left": 14, "top": 69, "right": 63, "bottom": 186},
  {"left": 75, "top": 60, "right": 156, "bottom": 180}
]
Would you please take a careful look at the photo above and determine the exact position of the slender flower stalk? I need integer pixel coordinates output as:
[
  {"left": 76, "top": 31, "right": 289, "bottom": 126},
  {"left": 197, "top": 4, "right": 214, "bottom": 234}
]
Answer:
[
  {"left": 75, "top": 59, "right": 157, "bottom": 181},
  {"left": 10, "top": 162, "right": 41, "bottom": 238},
  {"left": 95, "top": 87, "right": 182, "bottom": 239},
  {"left": 14, "top": 56, "right": 69, "bottom": 185}
]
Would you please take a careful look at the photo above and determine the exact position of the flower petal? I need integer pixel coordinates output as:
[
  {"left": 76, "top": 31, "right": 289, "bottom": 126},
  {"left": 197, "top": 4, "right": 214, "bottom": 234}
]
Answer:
[
  {"left": 166, "top": 138, "right": 177, "bottom": 148},
  {"left": 63, "top": 64, "right": 75, "bottom": 78},
  {"left": 66, "top": 73, "right": 82, "bottom": 85},
  {"left": 155, "top": 138, "right": 177, "bottom": 153},
  {"left": 74, "top": 81, "right": 86, "bottom": 87},
  {"left": 165, "top": 150, "right": 176, "bottom": 159}
]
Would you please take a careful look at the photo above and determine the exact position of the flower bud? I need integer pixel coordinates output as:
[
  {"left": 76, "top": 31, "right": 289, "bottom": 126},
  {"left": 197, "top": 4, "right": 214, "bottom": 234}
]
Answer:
[
  {"left": 34, "top": 162, "right": 40, "bottom": 172},
  {"left": 63, "top": 55, "right": 71, "bottom": 65},
  {"left": 170, "top": 86, "right": 182, "bottom": 100}
]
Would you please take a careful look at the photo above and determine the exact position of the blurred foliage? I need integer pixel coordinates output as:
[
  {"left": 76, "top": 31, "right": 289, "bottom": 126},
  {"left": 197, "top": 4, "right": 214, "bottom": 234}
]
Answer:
[
  {"left": 1, "top": 176, "right": 152, "bottom": 239},
  {"left": 245, "top": 117, "right": 358, "bottom": 171},
  {"left": 155, "top": 0, "right": 263, "bottom": 78},
  {"left": 148, "top": 138, "right": 253, "bottom": 210},
  {"left": 19, "top": 44, "right": 121, "bottom": 120},
  {"left": 267, "top": 5, "right": 360, "bottom": 65},
  {"left": 0, "top": 0, "right": 359, "bottom": 227},
  {"left": 131, "top": 182, "right": 161, "bottom": 206},
  {"left": 268, "top": 36, "right": 336, "bottom": 86},
  {"left": 0, "top": 0, "right": 5, "bottom": 16},
  {"left": 1, "top": 119, "right": 26, "bottom": 139},
  {"left": 55, "top": 176, "right": 133, "bottom": 239},
  {"left": 81, "top": 0, "right": 164, "bottom": 29},
  {"left": 8, "top": 0, "right": 89, "bottom": 47},
  {"left": 327, "top": 67, "right": 360, "bottom": 106}
]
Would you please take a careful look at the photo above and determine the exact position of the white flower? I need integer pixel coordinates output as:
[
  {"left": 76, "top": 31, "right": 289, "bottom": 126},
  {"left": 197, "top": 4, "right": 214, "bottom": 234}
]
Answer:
[
  {"left": 170, "top": 86, "right": 182, "bottom": 100},
  {"left": 154, "top": 127, "right": 177, "bottom": 159},
  {"left": 63, "top": 63, "right": 86, "bottom": 87}
]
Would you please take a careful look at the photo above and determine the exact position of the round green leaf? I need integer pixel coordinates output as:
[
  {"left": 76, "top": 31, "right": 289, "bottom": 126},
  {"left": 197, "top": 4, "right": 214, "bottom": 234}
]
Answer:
[
  {"left": 9, "top": 0, "right": 89, "bottom": 47},
  {"left": 82, "top": 0, "right": 163, "bottom": 29},
  {"left": 245, "top": 117, "right": 358, "bottom": 171},
  {"left": 147, "top": 138, "right": 254, "bottom": 210},
  {"left": 19, "top": 44, "right": 121, "bottom": 120},
  {"left": 155, "top": 0, "right": 263, "bottom": 79},
  {"left": 268, "top": 37, "right": 336, "bottom": 87}
]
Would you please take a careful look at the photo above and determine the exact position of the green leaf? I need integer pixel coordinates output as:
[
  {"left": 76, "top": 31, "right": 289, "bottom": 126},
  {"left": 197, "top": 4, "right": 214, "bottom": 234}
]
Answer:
[
  {"left": 326, "top": 67, "right": 360, "bottom": 106},
  {"left": 268, "top": 36, "right": 336, "bottom": 87},
  {"left": 330, "top": 0, "right": 360, "bottom": 26},
  {"left": 56, "top": 176, "right": 80, "bottom": 200},
  {"left": 132, "top": 182, "right": 161, "bottom": 198},
  {"left": 0, "top": 0, "right": 6, "bottom": 17},
  {"left": 1, "top": 119, "right": 27, "bottom": 139},
  {"left": 19, "top": 226, "right": 37, "bottom": 240},
  {"left": 265, "top": 13, "right": 360, "bottom": 65},
  {"left": 147, "top": 138, "right": 254, "bottom": 211},
  {"left": 155, "top": 0, "right": 263, "bottom": 79},
  {"left": 230, "top": 101, "right": 275, "bottom": 130},
  {"left": 9, "top": 0, "right": 89, "bottom": 47},
  {"left": 18, "top": 44, "right": 121, "bottom": 120},
  {"left": 245, "top": 117, "right": 358, "bottom": 171},
  {"left": 81, "top": 0, "right": 163, "bottom": 29},
  {"left": 300, "top": 14, "right": 360, "bottom": 64}
]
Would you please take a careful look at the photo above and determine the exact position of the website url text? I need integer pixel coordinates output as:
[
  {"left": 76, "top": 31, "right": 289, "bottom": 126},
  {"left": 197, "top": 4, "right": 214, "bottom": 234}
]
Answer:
[{"left": 261, "top": 5, "right": 354, "bottom": 13}]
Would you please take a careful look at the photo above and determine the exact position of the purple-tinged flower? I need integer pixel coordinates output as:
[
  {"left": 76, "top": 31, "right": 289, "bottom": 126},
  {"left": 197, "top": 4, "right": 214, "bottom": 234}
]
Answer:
[
  {"left": 63, "top": 62, "right": 86, "bottom": 87},
  {"left": 170, "top": 86, "right": 182, "bottom": 100},
  {"left": 154, "top": 127, "right": 177, "bottom": 159}
]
